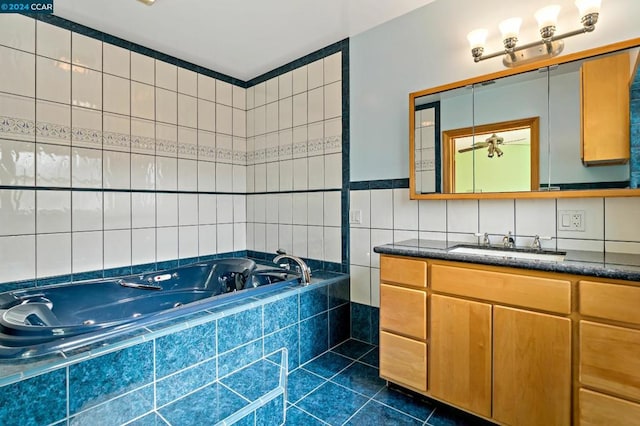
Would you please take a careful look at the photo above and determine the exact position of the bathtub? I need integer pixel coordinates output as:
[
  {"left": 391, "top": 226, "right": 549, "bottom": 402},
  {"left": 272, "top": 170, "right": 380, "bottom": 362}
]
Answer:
[{"left": 0, "top": 258, "right": 300, "bottom": 360}]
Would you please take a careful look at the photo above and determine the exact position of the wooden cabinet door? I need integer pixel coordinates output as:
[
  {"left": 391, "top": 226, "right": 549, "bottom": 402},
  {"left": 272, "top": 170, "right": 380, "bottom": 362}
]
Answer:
[
  {"left": 579, "top": 388, "right": 640, "bottom": 426},
  {"left": 493, "top": 306, "right": 572, "bottom": 426},
  {"left": 430, "top": 295, "right": 492, "bottom": 418},
  {"left": 380, "top": 284, "right": 427, "bottom": 339},
  {"left": 379, "top": 331, "right": 427, "bottom": 392}
]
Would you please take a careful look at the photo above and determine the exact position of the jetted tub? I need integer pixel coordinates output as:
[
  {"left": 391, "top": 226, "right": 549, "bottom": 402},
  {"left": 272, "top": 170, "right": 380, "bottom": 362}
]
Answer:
[{"left": 0, "top": 258, "right": 300, "bottom": 359}]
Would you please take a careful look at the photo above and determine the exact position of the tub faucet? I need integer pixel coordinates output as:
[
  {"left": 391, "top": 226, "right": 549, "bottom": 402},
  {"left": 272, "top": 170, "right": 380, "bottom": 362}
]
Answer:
[
  {"left": 274, "top": 250, "right": 312, "bottom": 285},
  {"left": 502, "top": 231, "right": 515, "bottom": 248}
]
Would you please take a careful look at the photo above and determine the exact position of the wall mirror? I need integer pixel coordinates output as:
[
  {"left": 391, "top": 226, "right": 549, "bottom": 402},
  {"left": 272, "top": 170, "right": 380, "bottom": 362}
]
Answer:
[{"left": 409, "top": 37, "right": 640, "bottom": 199}]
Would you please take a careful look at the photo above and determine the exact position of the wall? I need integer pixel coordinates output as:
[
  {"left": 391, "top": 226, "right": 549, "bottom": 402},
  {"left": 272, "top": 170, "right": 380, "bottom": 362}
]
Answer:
[{"left": 347, "top": 0, "right": 640, "bottom": 307}]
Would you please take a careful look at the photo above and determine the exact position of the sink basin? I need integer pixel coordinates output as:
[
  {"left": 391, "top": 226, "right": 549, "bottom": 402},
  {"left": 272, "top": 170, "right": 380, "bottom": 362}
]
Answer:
[{"left": 448, "top": 245, "right": 566, "bottom": 262}]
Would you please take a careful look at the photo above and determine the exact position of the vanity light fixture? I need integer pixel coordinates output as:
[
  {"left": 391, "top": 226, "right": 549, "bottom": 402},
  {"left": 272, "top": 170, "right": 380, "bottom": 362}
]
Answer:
[{"left": 467, "top": 0, "right": 601, "bottom": 67}]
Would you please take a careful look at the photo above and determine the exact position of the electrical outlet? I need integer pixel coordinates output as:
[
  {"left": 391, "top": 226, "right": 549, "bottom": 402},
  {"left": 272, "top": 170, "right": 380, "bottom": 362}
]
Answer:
[
  {"left": 349, "top": 209, "right": 362, "bottom": 225},
  {"left": 558, "top": 210, "right": 585, "bottom": 231}
]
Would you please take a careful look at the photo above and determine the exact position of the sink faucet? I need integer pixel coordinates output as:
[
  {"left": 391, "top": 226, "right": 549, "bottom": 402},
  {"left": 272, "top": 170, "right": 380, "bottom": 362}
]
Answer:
[
  {"left": 531, "top": 235, "right": 552, "bottom": 251},
  {"left": 273, "top": 249, "right": 312, "bottom": 285},
  {"left": 502, "top": 231, "right": 515, "bottom": 248},
  {"left": 475, "top": 232, "right": 490, "bottom": 246}
]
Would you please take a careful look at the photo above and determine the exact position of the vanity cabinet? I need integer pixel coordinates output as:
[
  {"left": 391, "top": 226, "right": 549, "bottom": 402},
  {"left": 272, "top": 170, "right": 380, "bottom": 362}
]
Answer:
[
  {"left": 578, "top": 280, "right": 640, "bottom": 425},
  {"left": 580, "top": 51, "right": 630, "bottom": 165}
]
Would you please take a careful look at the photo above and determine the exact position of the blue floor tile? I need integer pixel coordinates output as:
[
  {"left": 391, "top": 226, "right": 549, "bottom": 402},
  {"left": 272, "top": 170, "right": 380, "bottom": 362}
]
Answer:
[
  {"left": 373, "top": 387, "right": 435, "bottom": 422},
  {"left": 426, "top": 406, "right": 495, "bottom": 426},
  {"left": 126, "top": 412, "right": 170, "bottom": 425},
  {"left": 331, "top": 362, "right": 386, "bottom": 397},
  {"left": 257, "top": 394, "right": 285, "bottom": 426},
  {"left": 359, "top": 348, "right": 379, "bottom": 368},
  {"left": 345, "top": 400, "right": 423, "bottom": 426},
  {"left": 220, "top": 359, "right": 281, "bottom": 402},
  {"left": 331, "top": 339, "right": 375, "bottom": 360},
  {"left": 287, "top": 368, "right": 327, "bottom": 404},
  {"left": 286, "top": 406, "right": 327, "bottom": 425},
  {"left": 295, "top": 382, "right": 368, "bottom": 425},
  {"left": 158, "top": 382, "right": 249, "bottom": 424},
  {"left": 302, "top": 351, "right": 353, "bottom": 379}
]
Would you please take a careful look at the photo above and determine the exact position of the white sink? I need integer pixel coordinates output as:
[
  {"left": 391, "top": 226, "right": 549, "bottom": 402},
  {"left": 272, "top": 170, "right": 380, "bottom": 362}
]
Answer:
[{"left": 448, "top": 246, "right": 566, "bottom": 262}]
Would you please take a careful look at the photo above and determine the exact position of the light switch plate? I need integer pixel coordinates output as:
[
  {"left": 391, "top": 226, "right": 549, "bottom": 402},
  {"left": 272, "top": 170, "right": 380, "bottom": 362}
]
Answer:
[{"left": 349, "top": 209, "right": 362, "bottom": 224}]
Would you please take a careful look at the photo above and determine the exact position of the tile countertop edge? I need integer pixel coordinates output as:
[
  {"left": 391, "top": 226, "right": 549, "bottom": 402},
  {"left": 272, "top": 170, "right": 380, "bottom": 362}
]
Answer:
[{"left": 373, "top": 243, "right": 640, "bottom": 283}]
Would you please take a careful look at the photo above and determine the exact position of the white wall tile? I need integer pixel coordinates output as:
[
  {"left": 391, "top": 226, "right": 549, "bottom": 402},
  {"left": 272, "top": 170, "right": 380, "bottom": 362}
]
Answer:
[
  {"left": 0, "top": 14, "right": 35, "bottom": 52},
  {"left": 605, "top": 197, "right": 640, "bottom": 242},
  {"left": 36, "top": 55, "right": 66, "bottom": 102},
  {"left": 605, "top": 241, "right": 640, "bottom": 254},
  {"left": 198, "top": 224, "right": 217, "bottom": 256},
  {"left": 103, "top": 43, "right": 129, "bottom": 78},
  {"left": 278, "top": 193, "right": 293, "bottom": 224},
  {"left": 278, "top": 72, "right": 292, "bottom": 99},
  {"left": 131, "top": 117, "right": 155, "bottom": 154},
  {"left": 72, "top": 33, "right": 102, "bottom": 70},
  {"left": 350, "top": 265, "right": 371, "bottom": 305},
  {"left": 324, "top": 191, "right": 341, "bottom": 227},
  {"left": 0, "top": 235, "right": 35, "bottom": 281},
  {"left": 308, "top": 87, "right": 323, "bottom": 124},
  {"left": 103, "top": 150, "right": 130, "bottom": 189},
  {"left": 104, "top": 229, "right": 131, "bottom": 269},
  {"left": 479, "top": 199, "right": 515, "bottom": 236},
  {"left": 71, "top": 147, "right": 102, "bottom": 188},
  {"left": 217, "top": 223, "right": 234, "bottom": 253},
  {"left": 0, "top": 189, "right": 35, "bottom": 236},
  {"left": 156, "top": 88, "right": 177, "bottom": 124},
  {"left": 157, "top": 226, "right": 178, "bottom": 261},
  {"left": 557, "top": 238, "right": 604, "bottom": 252},
  {"left": 308, "top": 156, "right": 324, "bottom": 190},
  {"left": 131, "top": 82, "right": 155, "bottom": 120},
  {"left": 156, "top": 193, "right": 178, "bottom": 227},
  {"left": 279, "top": 160, "right": 293, "bottom": 191},
  {"left": 0, "top": 93, "right": 35, "bottom": 142},
  {"left": 254, "top": 163, "right": 266, "bottom": 192},
  {"left": 307, "top": 59, "right": 323, "bottom": 89},
  {"left": 324, "top": 226, "right": 341, "bottom": 263},
  {"left": 266, "top": 78, "right": 279, "bottom": 104},
  {"left": 104, "top": 192, "right": 131, "bottom": 230},
  {"left": 155, "top": 60, "right": 177, "bottom": 91},
  {"left": 103, "top": 74, "right": 130, "bottom": 115},
  {"left": 370, "top": 268, "right": 381, "bottom": 308},
  {"left": 156, "top": 156, "right": 177, "bottom": 190},
  {"left": 350, "top": 190, "right": 370, "bottom": 228},
  {"left": 177, "top": 158, "right": 197, "bottom": 191},
  {"left": 254, "top": 223, "right": 266, "bottom": 252},
  {"left": 265, "top": 194, "right": 278, "bottom": 224},
  {"left": 515, "top": 198, "right": 556, "bottom": 239},
  {"left": 292, "top": 93, "right": 308, "bottom": 127},
  {"left": 234, "top": 222, "right": 247, "bottom": 251},
  {"left": 216, "top": 162, "right": 233, "bottom": 192},
  {"left": 178, "top": 68, "right": 197, "bottom": 96},
  {"left": 216, "top": 104, "right": 232, "bottom": 135},
  {"left": 217, "top": 194, "right": 234, "bottom": 224},
  {"left": 394, "top": 230, "right": 418, "bottom": 243},
  {"left": 307, "top": 225, "right": 324, "bottom": 260},
  {"left": 178, "top": 193, "right": 198, "bottom": 226},
  {"left": 324, "top": 53, "right": 341, "bottom": 84},
  {"left": 197, "top": 161, "right": 216, "bottom": 192},
  {"left": 36, "top": 21, "right": 69, "bottom": 61},
  {"left": 371, "top": 229, "right": 393, "bottom": 268},
  {"left": 324, "top": 82, "right": 341, "bottom": 119},
  {"left": 132, "top": 228, "right": 156, "bottom": 264},
  {"left": 131, "top": 192, "right": 156, "bottom": 228},
  {"left": 278, "top": 224, "right": 293, "bottom": 253},
  {"left": 350, "top": 227, "right": 371, "bottom": 267},
  {"left": 131, "top": 154, "right": 155, "bottom": 190},
  {"left": 292, "top": 193, "right": 307, "bottom": 225},
  {"left": 179, "top": 225, "right": 199, "bottom": 259},
  {"left": 198, "top": 194, "right": 217, "bottom": 225},
  {"left": 198, "top": 74, "right": 216, "bottom": 101},
  {"left": 324, "top": 153, "right": 342, "bottom": 190},
  {"left": 232, "top": 86, "right": 245, "bottom": 109},
  {"left": 233, "top": 195, "right": 246, "bottom": 223},
  {"left": 266, "top": 164, "right": 279, "bottom": 192},
  {"left": 37, "top": 233, "right": 70, "bottom": 278},
  {"left": 216, "top": 80, "right": 233, "bottom": 106},
  {"left": 279, "top": 98, "right": 293, "bottom": 130},
  {"left": 103, "top": 113, "right": 129, "bottom": 152},
  {"left": 197, "top": 99, "right": 216, "bottom": 132},
  {"left": 0, "top": 139, "right": 34, "bottom": 185},
  {"left": 557, "top": 198, "right": 604, "bottom": 240},
  {"left": 131, "top": 52, "right": 154, "bottom": 84},
  {"left": 37, "top": 190, "right": 70, "bottom": 233},
  {"left": 71, "top": 106, "right": 101, "bottom": 149},
  {"left": 36, "top": 143, "right": 70, "bottom": 187},
  {"left": 292, "top": 225, "right": 308, "bottom": 257},
  {"left": 393, "top": 188, "right": 418, "bottom": 230},
  {"left": 232, "top": 164, "right": 246, "bottom": 193},
  {"left": 254, "top": 82, "right": 266, "bottom": 106},
  {"left": 447, "top": 199, "right": 478, "bottom": 234},
  {"left": 418, "top": 199, "right": 446, "bottom": 232},
  {"left": 72, "top": 191, "right": 102, "bottom": 231},
  {"left": 370, "top": 189, "right": 393, "bottom": 229},
  {"left": 178, "top": 94, "right": 197, "bottom": 128},
  {"left": 72, "top": 230, "right": 103, "bottom": 273},
  {"left": 292, "top": 66, "right": 307, "bottom": 94},
  {"left": 307, "top": 193, "right": 323, "bottom": 226}
]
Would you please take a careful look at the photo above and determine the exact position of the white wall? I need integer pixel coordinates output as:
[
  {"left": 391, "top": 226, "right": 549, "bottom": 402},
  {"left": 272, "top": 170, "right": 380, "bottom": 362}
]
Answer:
[{"left": 350, "top": 0, "right": 640, "bottom": 181}]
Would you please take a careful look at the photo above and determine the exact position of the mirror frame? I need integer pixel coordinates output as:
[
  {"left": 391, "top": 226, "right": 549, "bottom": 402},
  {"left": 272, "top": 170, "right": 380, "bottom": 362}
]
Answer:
[{"left": 409, "top": 37, "right": 640, "bottom": 200}]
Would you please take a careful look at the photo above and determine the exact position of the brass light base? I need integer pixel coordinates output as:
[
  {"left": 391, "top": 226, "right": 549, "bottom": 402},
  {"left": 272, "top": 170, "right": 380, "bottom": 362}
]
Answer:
[{"left": 502, "top": 40, "right": 564, "bottom": 67}]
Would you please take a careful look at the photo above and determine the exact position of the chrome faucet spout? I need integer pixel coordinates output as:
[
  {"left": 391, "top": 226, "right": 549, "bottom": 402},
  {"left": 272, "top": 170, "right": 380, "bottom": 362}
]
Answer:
[
  {"left": 502, "top": 231, "right": 515, "bottom": 248},
  {"left": 273, "top": 251, "right": 312, "bottom": 285}
]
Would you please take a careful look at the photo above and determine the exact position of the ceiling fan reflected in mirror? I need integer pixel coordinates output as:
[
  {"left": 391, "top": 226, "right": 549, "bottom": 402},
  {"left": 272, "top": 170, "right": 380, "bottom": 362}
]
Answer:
[
  {"left": 137, "top": 0, "right": 155, "bottom": 5},
  {"left": 457, "top": 133, "right": 527, "bottom": 158}
]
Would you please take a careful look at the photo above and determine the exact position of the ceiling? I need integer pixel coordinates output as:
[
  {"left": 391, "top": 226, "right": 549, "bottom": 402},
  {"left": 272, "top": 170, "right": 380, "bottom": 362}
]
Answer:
[{"left": 53, "top": 0, "right": 438, "bottom": 82}]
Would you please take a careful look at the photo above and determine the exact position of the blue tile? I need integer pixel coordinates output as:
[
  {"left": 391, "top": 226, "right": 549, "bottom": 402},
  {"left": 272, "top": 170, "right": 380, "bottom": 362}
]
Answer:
[
  {"left": 329, "top": 304, "right": 350, "bottom": 348},
  {"left": 328, "top": 277, "right": 349, "bottom": 308},
  {"left": 264, "top": 323, "right": 300, "bottom": 370},
  {"left": 300, "top": 286, "right": 328, "bottom": 320},
  {"left": 331, "top": 362, "right": 385, "bottom": 397},
  {"left": 426, "top": 405, "right": 492, "bottom": 426},
  {"left": 218, "top": 307, "right": 263, "bottom": 353},
  {"left": 371, "top": 307, "right": 380, "bottom": 346},
  {"left": 359, "top": 348, "right": 379, "bottom": 368},
  {"left": 345, "top": 400, "right": 423, "bottom": 426},
  {"left": 373, "top": 388, "right": 434, "bottom": 421},
  {"left": 300, "top": 313, "right": 328, "bottom": 363},
  {"left": 287, "top": 368, "right": 326, "bottom": 404},
  {"left": 218, "top": 339, "right": 263, "bottom": 378},
  {"left": 302, "top": 351, "right": 353, "bottom": 379},
  {"left": 126, "top": 412, "right": 170, "bottom": 426},
  {"left": 0, "top": 369, "right": 66, "bottom": 426},
  {"left": 155, "top": 321, "right": 217, "bottom": 378},
  {"left": 70, "top": 384, "right": 154, "bottom": 425},
  {"left": 233, "top": 412, "right": 256, "bottom": 426},
  {"left": 69, "top": 341, "right": 154, "bottom": 414},
  {"left": 332, "top": 339, "right": 374, "bottom": 360},
  {"left": 221, "top": 359, "right": 281, "bottom": 402},
  {"left": 264, "top": 294, "right": 299, "bottom": 334},
  {"left": 296, "top": 382, "right": 368, "bottom": 425},
  {"left": 156, "top": 358, "right": 217, "bottom": 406},
  {"left": 286, "top": 406, "right": 326, "bottom": 425},
  {"left": 159, "top": 382, "right": 250, "bottom": 424},
  {"left": 350, "top": 303, "right": 372, "bottom": 343},
  {"left": 256, "top": 393, "right": 285, "bottom": 426}
]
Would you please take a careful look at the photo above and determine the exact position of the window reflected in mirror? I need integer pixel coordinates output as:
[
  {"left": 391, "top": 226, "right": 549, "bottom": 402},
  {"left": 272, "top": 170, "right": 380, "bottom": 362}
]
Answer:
[
  {"left": 414, "top": 102, "right": 440, "bottom": 193},
  {"left": 443, "top": 117, "right": 539, "bottom": 193}
]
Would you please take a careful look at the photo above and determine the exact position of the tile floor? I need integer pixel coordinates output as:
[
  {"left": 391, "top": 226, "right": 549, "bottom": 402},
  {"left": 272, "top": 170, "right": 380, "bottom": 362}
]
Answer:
[{"left": 287, "top": 339, "right": 494, "bottom": 425}]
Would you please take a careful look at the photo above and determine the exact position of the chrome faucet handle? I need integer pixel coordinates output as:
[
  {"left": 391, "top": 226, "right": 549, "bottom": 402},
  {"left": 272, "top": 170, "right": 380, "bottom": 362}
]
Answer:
[
  {"left": 474, "top": 232, "right": 490, "bottom": 246},
  {"left": 531, "top": 235, "right": 552, "bottom": 250},
  {"left": 503, "top": 231, "right": 515, "bottom": 248}
]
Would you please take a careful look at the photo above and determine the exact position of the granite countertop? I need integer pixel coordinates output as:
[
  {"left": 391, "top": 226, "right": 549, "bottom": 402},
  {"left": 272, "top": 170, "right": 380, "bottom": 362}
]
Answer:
[{"left": 373, "top": 239, "right": 640, "bottom": 282}]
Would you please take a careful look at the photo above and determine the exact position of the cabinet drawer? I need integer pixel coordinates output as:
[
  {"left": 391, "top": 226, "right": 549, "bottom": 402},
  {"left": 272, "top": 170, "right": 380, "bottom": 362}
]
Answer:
[
  {"left": 580, "top": 321, "right": 640, "bottom": 401},
  {"left": 379, "top": 331, "right": 427, "bottom": 392},
  {"left": 380, "top": 256, "right": 427, "bottom": 288},
  {"left": 431, "top": 264, "right": 571, "bottom": 314},
  {"left": 380, "top": 284, "right": 427, "bottom": 339},
  {"left": 579, "top": 280, "right": 640, "bottom": 325},
  {"left": 579, "top": 388, "right": 640, "bottom": 426}
]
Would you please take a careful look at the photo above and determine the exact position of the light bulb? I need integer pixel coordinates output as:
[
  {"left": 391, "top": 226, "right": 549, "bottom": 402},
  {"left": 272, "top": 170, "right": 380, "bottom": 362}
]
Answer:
[
  {"left": 499, "top": 17, "right": 522, "bottom": 40},
  {"left": 575, "top": 0, "right": 601, "bottom": 17},
  {"left": 535, "top": 5, "right": 561, "bottom": 29},
  {"left": 467, "top": 29, "right": 488, "bottom": 50}
]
